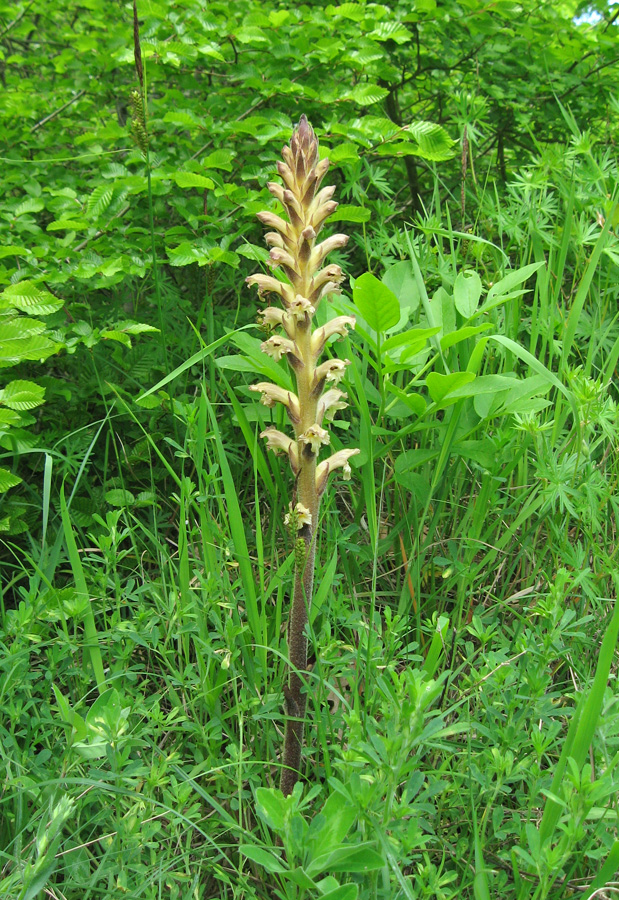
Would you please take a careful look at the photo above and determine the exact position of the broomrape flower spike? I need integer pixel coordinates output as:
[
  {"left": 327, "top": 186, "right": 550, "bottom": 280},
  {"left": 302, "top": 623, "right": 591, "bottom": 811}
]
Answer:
[{"left": 246, "top": 114, "right": 358, "bottom": 796}]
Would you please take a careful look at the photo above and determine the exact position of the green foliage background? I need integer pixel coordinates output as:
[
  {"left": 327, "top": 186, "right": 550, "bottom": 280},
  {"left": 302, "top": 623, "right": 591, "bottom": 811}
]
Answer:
[{"left": 1, "top": 0, "right": 619, "bottom": 897}]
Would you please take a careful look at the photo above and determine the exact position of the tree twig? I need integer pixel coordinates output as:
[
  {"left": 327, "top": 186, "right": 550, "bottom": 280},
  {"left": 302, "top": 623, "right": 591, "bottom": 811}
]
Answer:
[{"left": 30, "top": 89, "right": 87, "bottom": 133}]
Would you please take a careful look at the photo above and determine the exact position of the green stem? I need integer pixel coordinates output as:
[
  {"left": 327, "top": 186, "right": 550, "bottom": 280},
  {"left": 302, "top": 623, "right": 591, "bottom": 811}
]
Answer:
[{"left": 145, "top": 149, "right": 168, "bottom": 369}]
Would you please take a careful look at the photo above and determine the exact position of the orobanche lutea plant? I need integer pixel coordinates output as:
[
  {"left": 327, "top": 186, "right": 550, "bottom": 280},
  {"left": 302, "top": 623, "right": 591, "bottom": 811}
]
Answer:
[{"left": 246, "top": 116, "right": 359, "bottom": 795}]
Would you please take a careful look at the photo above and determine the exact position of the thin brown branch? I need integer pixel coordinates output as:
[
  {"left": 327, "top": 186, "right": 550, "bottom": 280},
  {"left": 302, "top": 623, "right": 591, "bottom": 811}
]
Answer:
[{"left": 30, "top": 89, "right": 86, "bottom": 133}]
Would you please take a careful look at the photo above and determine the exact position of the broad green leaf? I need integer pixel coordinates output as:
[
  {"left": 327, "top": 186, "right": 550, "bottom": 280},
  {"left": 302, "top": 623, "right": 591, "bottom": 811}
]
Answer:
[
  {"left": 0, "top": 380, "right": 45, "bottom": 410},
  {"left": 269, "top": 9, "right": 291, "bottom": 26},
  {"left": 330, "top": 3, "right": 366, "bottom": 21},
  {"left": 237, "top": 243, "right": 270, "bottom": 263},
  {"left": 255, "top": 787, "right": 288, "bottom": 831},
  {"left": 47, "top": 217, "right": 91, "bottom": 231},
  {"left": 203, "top": 149, "right": 235, "bottom": 171},
  {"left": 101, "top": 330, "right": 132, "bottom": 348},
  {"left": 328, "top": 142, "right": 360, "bottom": 163},
  {"left": 345, "top": 84, "right": 389, "bottom": 107},
  {"left": 239, "top": 845, "right": 285, "bottom": 874},
  {"left": 0, "top": 318, "right": 46, "bottom": 340},
  {"left": 281, "top": 867, "right": 317, "bottom": 890},
  {"left": 307, "top": 794, "right": 356, "bottom": 860},
  {"left": 320, "top": 884, "right": 359, "bottom": 900},
  {"left": 0, "top": 282, "right": 64, "bottom": 316},
  {"left": 426, "top": 371, "right": 476, "bottom": 404},
  {"left": 440, "top": 324, "right": 491, "bottom": 350},
  {"left": 430, "top": 286, "right": 456, "bottom": 337},
  {"left": 86, "top": 184, "right": 114, "bottom": 219},
  {"left": 382, "top": 260, "right": 420, "bottom": 313},
  {"left": 105, "top": 489, "right": 135, "bottom": 507},
  {"left": 309, "top": 843, "right": 385, "bottom": 876},
  {"left": 454, "top": 271, "right": 483, "bottom": 317},
  {"left": 446, "top": 374, "right": 517, "bottom": 398},
  {"left": 116, "top": 322, "right": 159, "bottom": 335},
  {"left": 486, "top": 261, "right": 544, "bottom": 304},
  {"left": 407, "top": 121, "right": 455, "bottom": 160},
  {"left": 163, "top": 109, "right": 202, "bottom": 127},
  {"left": 382, "top": 326, "right": 440, "bottom": 356},
  {"left": 173, "top": 172, "right": 215, "bottom": 190},
  {"left": 353, "top": 272, "right": 400, "bottom": 332},
  {"left": 385, "top": 383, "right": 426, "bottom": 417},
  {"left": 0, "top": 409, "right": 23, "bottom": 427},
  {"left": 371, "top": 22, "right": 411, "bottom": 43},
  {"left": 13, "top": 197, "right": 44, "bottom": 217},
  {"left": 0, "top": 468, "right": 22, "bottom": 493},
  {"left": 0, "top": 245, "right": 29, "bottom": 259},
  {"left": 0, "top": 335, "right": 59, "bottom": 365}
]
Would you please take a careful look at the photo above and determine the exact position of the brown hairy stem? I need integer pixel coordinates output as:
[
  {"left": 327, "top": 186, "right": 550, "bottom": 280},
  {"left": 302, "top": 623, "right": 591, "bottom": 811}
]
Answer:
[{"left": 280, "top": 530, "right": 316, "bottom": 796}]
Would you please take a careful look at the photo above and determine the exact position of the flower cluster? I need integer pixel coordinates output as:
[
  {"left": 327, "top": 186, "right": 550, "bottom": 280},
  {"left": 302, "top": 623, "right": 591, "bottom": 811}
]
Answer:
[{"left": 247, "top": 115, "right": 359, "bottom": 525}]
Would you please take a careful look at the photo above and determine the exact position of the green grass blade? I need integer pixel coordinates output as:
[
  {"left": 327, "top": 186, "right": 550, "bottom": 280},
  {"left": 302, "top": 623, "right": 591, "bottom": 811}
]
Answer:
[
  {"left": 539, "top": 584, "right": 619, "bottom": 846},
  {"left": 137, "top": 324, "right": 254, "bottom": 402},
  {"left": 204, "top": 386, "right": 266, "bottom": 684},
  {"left": 560, "top": 209, "right": 613, "bottom": 370},
  {"left": 59, "top": 482, "right": 105, "bottom": 693}
]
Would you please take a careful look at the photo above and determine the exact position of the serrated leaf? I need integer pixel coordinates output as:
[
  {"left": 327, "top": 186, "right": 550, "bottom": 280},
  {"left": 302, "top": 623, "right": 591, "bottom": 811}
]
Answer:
[
  {"left": 101, "top": 330, "right": 132, "bottom": 348},
  {"left": 0, "top": 282, "right": 64, "bottom": 316},
  {"left": 345, "top": 83, "right": 389, "bottom": 107},
  {"left": 47, "top": 218, "right": 91, "bottom": 231},
  {"left": 328, "top": 142, "right": 360, "bottom": 163},
  {"left": 353, "top": 272, "right": 400, "bottom": 332},
  {"left": 0, "top": 380, "right": 45, "bottom": 410},
  {"left": 166, "top": 243, "right": 197, "bottom": 267},
  {"left": 406, "top": 121, "right": 455, "bottom": 161},
  {"left": 371, "top": 21, "right": 411, "bottom": 43},
  {"left": 330, "top": 3, "right": 366, "bottom": 22},
  {"left": 237, "top": 243, "right": 270, "bottom": 262},
  {"left": 0, "top": 318, "right": 46, "bottom": 340},
  {"left": 116, "top": 322, "right": 159, "bottom": 335},
  {"left": 0, "top": 409, "right": 23, "bottom": 428},
  {"left": 0, "top": 427, "right": 37, "bottom": 452},
  {"left": 0, "top": 468, "right": 22, "bottom": 493},
  {"left": 174, "top": 172, "right": 214, "bottom": 190},
  {"left": 0, "top": 335, "right": 59, "bottom": 365},
  {"left": 203, "top": 149, "right": 235, "bottom": 171},
  {"left": 135, "top": 491, "right": 157, "bottom": 507},
  {"left": 163, "top": 109, "right": 202, "bottom": 127},
  {"left": 0, "top": 245, "right": 29, "bottom": 259},
  {"left": 197, "top": 42, "right": 226, "bottom": 62},
  {"left": 13, "top": 197, "right": 44, "bottom": 217},
  {"left": 87, "top": 184, "right": 114, "bottom": 219},
  {"left": 329, "top": 205, "right": 371, "bottom": 223}
]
